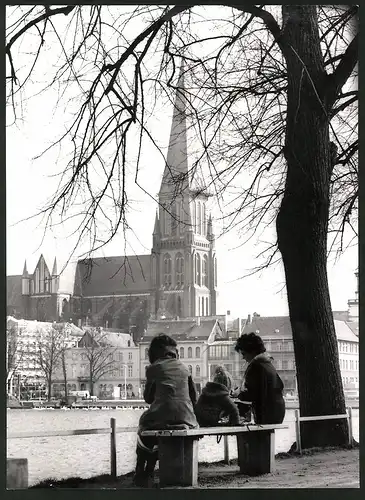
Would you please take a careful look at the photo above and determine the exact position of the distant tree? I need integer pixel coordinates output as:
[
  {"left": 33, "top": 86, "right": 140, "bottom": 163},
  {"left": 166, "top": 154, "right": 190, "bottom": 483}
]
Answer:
[
  {"left": 35, "top": 325, "right": 65, "bottom": 401},
  {"left": 6, "top": 321, "right": 23, "bottom": 393},
  {"left": 78, "top": 328, "right": 118, "bottom": 397}
]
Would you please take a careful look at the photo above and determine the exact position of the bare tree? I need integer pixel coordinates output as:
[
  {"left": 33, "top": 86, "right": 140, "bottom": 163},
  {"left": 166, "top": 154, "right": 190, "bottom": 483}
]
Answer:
[
  {"left": 6, "top": 322, "right": 23, "bottom": 393},
  {"left": 6, "top": 5, "right": 358, "bottom": 447},
  {"left": 78, "top": 328, "right": 118, "bottom": 397},
  {"left": 35, "top": 325, "right": 65, "bottom": 401}
]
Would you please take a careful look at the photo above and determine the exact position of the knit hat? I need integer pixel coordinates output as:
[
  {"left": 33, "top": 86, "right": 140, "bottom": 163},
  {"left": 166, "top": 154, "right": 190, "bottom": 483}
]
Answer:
[{"left": 213, "top": 366, "right": 233, "bottom": 391}]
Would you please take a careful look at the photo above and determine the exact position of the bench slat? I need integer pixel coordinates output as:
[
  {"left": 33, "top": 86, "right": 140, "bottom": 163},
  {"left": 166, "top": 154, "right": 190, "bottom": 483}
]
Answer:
[{"left": 142, "top": 423, "right": 288, "bottom": 437}]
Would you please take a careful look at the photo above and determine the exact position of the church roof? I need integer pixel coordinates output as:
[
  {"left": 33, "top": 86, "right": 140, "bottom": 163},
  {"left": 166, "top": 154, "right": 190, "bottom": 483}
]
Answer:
[{"left": 75, "top": 255, "right": 152, "bottom": 297}]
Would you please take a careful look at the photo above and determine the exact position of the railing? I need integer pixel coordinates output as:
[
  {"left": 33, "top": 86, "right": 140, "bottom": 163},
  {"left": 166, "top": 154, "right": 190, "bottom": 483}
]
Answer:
[
  {"left": 8, "top": 408, "right": 355, "bottom": 478},
  {"left": 294, "top": 407, "right": 353, "bottom": 453},
  {"left": 8, "top": 419, "right": 136, "bottom": 478}
]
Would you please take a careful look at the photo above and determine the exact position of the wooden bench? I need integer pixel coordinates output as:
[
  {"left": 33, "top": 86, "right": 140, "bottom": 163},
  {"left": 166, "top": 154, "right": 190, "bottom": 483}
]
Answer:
[{"left": 142, "top": 423, "right": 288, "bottom": 487}]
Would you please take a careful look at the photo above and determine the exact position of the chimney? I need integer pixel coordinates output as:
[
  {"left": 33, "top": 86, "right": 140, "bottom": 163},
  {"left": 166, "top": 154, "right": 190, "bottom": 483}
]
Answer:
[
  {"left": 247, "top": 314, "right": 251, "bottom": 324},
  {"left": 196, "top": 316, "right": 201, "bottom": 326}
]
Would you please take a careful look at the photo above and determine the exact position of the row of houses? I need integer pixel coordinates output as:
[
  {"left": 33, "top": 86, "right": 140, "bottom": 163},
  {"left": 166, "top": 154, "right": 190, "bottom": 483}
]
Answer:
[{"left": 7, "top": 312, "right": 359, "bottom": 400}]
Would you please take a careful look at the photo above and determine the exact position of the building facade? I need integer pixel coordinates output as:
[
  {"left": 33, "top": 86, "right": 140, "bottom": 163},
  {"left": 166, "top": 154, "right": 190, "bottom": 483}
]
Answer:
[{"left": 52, "top": 331, "right": 140, "bottom": 399}]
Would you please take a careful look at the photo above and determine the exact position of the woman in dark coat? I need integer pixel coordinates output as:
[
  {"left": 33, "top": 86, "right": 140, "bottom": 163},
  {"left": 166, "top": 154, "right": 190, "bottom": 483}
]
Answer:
[
  {"left": 234, "top": 332, "right": 285, "bottom": 425},
  {"left": 195, "top": 365, "right": 239, "bottom": 426},
  {"left": 135, "top": 334, "right": 198, "bottom": 487}
]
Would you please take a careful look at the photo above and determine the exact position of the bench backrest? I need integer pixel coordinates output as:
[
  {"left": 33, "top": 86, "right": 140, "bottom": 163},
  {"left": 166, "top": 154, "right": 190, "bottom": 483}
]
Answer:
[{"left": 142, "top": 423, "right": 288, "bottom": 437}]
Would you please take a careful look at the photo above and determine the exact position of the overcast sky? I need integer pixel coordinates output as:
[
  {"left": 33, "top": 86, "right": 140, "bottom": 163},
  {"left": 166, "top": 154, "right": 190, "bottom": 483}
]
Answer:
[{"left": 6, "top": 5, "right": 358, "bottom": 318}]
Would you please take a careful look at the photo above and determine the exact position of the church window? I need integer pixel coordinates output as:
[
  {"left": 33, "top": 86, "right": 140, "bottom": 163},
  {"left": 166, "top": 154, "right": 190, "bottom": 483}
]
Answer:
[
  {"left": 188, "top": 364, "right": 193, "bottom": 374},
  {"left": 202, "top": 297, "right": 205, "bottom": 316},
  {"left": 35, "top": 268, "right": 40, "bottom": 293},
  {"left": 202, "top": 255, "right": 208, "bottom": 287},
  {"left": 192, "top": 201, "right": 196, "bottom": 232},
  {"left": 188, "top": 347, "right": 192, "bottom": 358},
  {"left": 180, "top": 347, "right": 184, "bottom": 359},
  {"left": 195, "top": 254, "right": 201, "bottom": 286},
  {"left": 44, "top": 277, "right": 49, "bottom": 293},
  {"left": 175, "top": 253, "right": 184, "bottom": 286},
  {"left": 214, "top": 257, "right": 217, "bottom": 287},
  {"left": 163, "top": 253, "right": 172, "bottom": 286},
  {"left": 171, "top": 203, "right": 177, "bottom": 236},
  {"left": 197, "top": 201, "right": 201, "bottom": 235},
  {"left": 164, "top": 207, "right": 170, "bottom": 236},
  {"left": 202, "top": 203, "right": 206, "bottom": 235},
  {"left": 196, "top": 347, "right": 200, "bottom": 358},
  {"left": 196, "top": 365, "right": 200, "bottom": 376},
  {"left": 177, "top": 296, "right": 182, "bottom": 317}
]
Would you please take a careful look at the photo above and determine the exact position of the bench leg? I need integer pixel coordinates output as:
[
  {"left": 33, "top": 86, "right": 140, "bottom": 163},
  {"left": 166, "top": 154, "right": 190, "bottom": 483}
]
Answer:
[
  {"left": 236, "top": 430, "right": 275, "bottom": 475},
  {"left": 158, "top": 437, "right": 199, "bottom": 487}
]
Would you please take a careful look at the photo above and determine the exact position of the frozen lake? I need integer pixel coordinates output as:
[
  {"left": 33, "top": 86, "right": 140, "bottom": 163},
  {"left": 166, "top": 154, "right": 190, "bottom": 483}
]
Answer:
[{"left": 7, "top": 408, "right": 359, "bottom": 486}]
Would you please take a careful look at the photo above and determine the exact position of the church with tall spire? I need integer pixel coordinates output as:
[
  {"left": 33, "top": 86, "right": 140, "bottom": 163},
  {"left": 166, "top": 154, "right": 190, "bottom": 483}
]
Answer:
[{"left": 7, "top": 63, "right": 218, "bottom": 341}]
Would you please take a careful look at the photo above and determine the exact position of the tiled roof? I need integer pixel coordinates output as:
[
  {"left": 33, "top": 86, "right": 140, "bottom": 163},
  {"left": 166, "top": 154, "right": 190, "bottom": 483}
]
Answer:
[
  {"left": 242, "top": 316, "right": 358, "bottom": 343},
  {"left": 75, "top": 255, "right": 152, "bottom": 296},
  {"left": 7, "top": 275, "right": 22, "bottom": 308},
  {"left": 334, "top": 320, "right": 358, "bottom": 342},
  {"left": 242, "top": 316, "right": 292, "bottom": 338},
  {"left": 142, "top": 318, "right": 218, "bottom": 342},
  {"left": 345, "top": 321, "right": 359, "bottom": 337}
]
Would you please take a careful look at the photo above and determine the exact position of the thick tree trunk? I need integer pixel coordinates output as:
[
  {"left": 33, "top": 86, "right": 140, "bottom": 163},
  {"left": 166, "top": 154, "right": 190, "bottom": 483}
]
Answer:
[{"left": 277, "top": 6, "right": 348, "bottom": 448}]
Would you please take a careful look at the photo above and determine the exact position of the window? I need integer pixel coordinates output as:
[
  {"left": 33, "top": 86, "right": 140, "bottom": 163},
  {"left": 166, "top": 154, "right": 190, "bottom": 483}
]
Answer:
[
  {"left": 195, "top": 254, "right": 201, "bottom": 285},
  {"left": 202, "top": 255, "right": 208, "bottom": 287},
  {"left": 171, "top": 203, "right": 177, "bottom": 236},
  {"left": 195, "top": 347, "right": 200, "bottom": 358},
  {"left": 81, "top": 353, "right": 87, "bottom": 361},
  {"left": 282, "top": 360, "right": 289, "bottom": 370},
  {"left": 197, "top": 201, "right": 201, "bottom": 234},
  {"left": 202, "top": 203, "right": 206, "bottom": 235},
  {"left": 205, "top": 297, "right": 209, "bottom": 316},
  {"left": 196, "top": 365, "right": 200, "bottom": 377},
  {"left": 202, "top": 297, "right": 205, "bottom": 316},
  {"left": 164, "top": 207, "right": 170, "bottom": 235},
  {"left": 118, "top": 352, "right": 124, "bottom": 362},
  {"left": 44, "top": 277, "right": 49, "bottom": 293},
  {"left": 177, "top": 296, "right": 182, "bottom": 317},
  {"left": 144, "top": 348, "right": 148, "bottom": 360},
  {"left": 128, "top": 352, "right": 132, "bottom": 361},
  {"left": 188, "top": 347, "right": 192, "bottom": 358},
  {"left": 180, "top": 347, "right": 184, "bottom": 359},
  {"left": 128, "top": 365, "right": 133, "bottom": 377},
  {"left": 81, "top": 364, "right": 87, "bottom": 375},
  {"left": 163, "top": 253, "right": 172, "bottom": 287},
  {"left": 175, "top": 253, "right": 184, "bottom": 286},
  {"left": 214, "top": 257, "right": 217, "bottom": 287},
  {"left": 276, "top": 359, "right": 282, "bottom": 370},
  {"left": 345, "top": 359, "right": 348, "bottom": 370},
  {"left": 188, "top": 365, "right": 193, "bottom": 374},
  {"left": 192, "top": 201, "right": 196, "bottom": 232}
]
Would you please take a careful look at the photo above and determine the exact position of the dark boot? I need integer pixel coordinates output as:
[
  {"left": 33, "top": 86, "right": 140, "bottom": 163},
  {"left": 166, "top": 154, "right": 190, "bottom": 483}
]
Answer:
[
  {"left": 133, "top": 449, "right": 148, "bottom": 487},
  {"left": 145, "top": 454, "right": 158, "bottom": 488}
]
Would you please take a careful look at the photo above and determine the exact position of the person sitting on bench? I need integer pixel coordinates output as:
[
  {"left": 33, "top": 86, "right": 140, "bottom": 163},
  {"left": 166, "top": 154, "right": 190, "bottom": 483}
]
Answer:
[
  {"left": 195, "top": 365, "right": 240, "bottom": 426},
  {"left": 232, "top": 332, "right": 285, "bottom": 424},
  {"left": 134, "top": 334, "right": 198, "bottom": 487}
]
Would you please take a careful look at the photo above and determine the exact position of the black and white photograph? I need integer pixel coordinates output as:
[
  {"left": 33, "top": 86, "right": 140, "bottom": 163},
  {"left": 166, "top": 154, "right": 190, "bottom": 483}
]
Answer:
[{"left": 6, "top": 3, "right": 359, "bottom": 489}]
